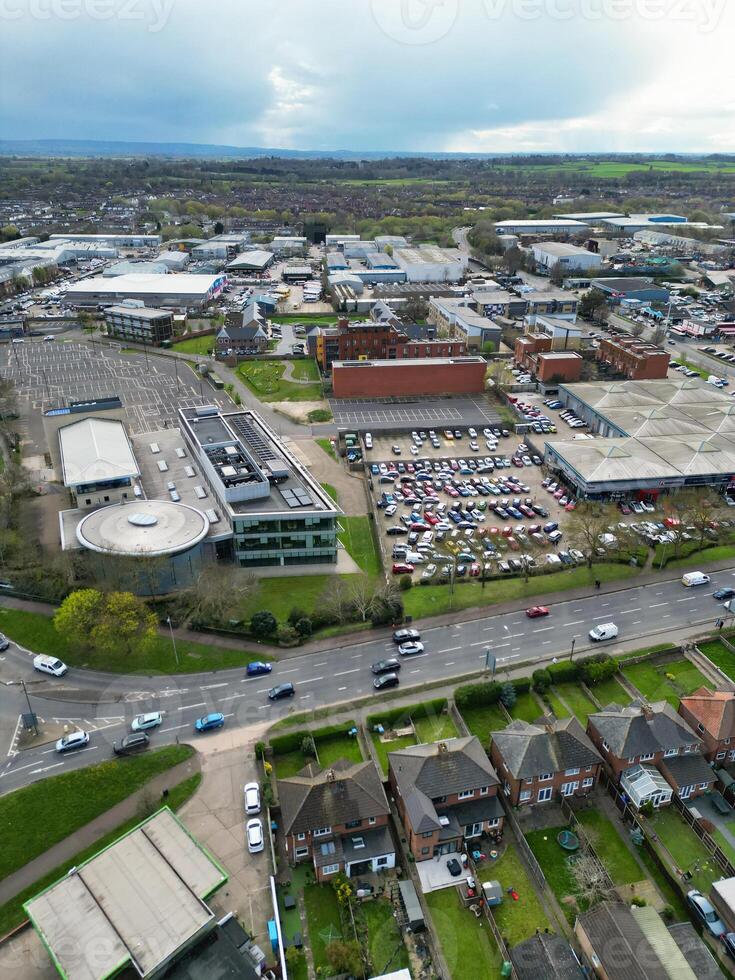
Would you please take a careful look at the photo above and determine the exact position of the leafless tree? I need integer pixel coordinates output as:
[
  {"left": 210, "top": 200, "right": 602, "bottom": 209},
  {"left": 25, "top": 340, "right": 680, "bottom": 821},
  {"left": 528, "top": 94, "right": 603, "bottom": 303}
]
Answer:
[
  {"left": 566, "top": 502, "right": 618, "bottom": 569},
  {"left": 186, "top": 563, "right": 259, "bottom": 625},
  {"left": 319, "top": 576, "right": 351, "bottom": 624},
  {"left": 569, "top": 850, "right": 615, "bottom": 909},
  {"left": 348, "top": 575, "right": 377, "bottom": 622}
]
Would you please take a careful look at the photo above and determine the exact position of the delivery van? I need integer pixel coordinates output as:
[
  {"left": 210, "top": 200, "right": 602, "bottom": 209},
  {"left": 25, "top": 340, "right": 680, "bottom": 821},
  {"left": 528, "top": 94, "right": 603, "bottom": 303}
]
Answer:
[
  {"left": 588, "top": 623, "right": 619, "bottom": 643},
  {"left": 682, "top": 571, "right": 711, "bottom": 587}
]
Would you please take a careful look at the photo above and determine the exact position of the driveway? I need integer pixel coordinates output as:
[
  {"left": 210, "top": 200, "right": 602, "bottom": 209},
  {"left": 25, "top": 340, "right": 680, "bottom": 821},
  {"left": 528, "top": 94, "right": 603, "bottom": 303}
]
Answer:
[
  {"left": 180, "top": 724, "right": 275, "bottom": 947},
  {"left": 416, "top": 853, "right": 465, "bottom": 892}
]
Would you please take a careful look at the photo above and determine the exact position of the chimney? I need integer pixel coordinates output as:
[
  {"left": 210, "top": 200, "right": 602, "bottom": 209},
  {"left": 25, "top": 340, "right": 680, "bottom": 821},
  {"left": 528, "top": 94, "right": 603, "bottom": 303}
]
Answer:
[
  {"left": 437, "top": 742, "right": 448, "bottom": 754},
  {"left": 325, "top": 768, "right": 336, "bottom": 783},
  {"left": 641, "top": 702, "right": 654, "bottom": 721}
]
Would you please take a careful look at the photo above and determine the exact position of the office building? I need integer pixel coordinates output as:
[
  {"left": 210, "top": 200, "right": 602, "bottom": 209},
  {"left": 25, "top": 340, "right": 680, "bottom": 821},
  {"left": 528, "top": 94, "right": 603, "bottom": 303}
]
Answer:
[
  {"left": 313, "top": 316, "right": 466, "bottom": 372},
  {"left": 104, "top": 302, "right": 174, "bottom": 345},
  {"left": 58, "top": 417, "right": 140, "bottom": 509},
  {"left": 331, "top": 356, "right": 487, "bottom": 398},
  {"left": 428, "top": 297, "right": 501, "bottom": 352}
]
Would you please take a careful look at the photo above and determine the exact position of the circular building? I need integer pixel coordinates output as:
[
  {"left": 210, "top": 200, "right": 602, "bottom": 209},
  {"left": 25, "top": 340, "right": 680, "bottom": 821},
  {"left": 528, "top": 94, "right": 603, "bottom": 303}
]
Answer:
[{"left": 76, "top": 500, "right": 210, "bottom": 594}]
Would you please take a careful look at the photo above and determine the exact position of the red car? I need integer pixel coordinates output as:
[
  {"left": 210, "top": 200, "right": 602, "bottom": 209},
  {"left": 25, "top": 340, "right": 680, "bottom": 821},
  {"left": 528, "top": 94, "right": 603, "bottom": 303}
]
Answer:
[
  {"left": 512, "top": 457, "right": 524, "bottom": 468},
  {"left": 392, "top": 563, "right": 415, "bottom": 575},
  {"left": 565, "top": 501, "right": 577, "bottom": 512},
  {"left": 424, "top": 513, "right": 439, "bottom": 525},
  {"left": 469, "top": 563, "right": 481, "bottom": 577},
  {"left": 618, "top": 502, "right": 631, "bottom": 515},
  {"left": 526, "top": 606, "right": 550, "bottom": 618}
]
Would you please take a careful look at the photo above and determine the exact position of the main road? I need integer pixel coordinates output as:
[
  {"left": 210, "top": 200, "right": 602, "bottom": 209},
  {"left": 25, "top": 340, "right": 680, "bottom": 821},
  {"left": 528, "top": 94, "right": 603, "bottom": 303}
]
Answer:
[{"left": 1, "top": 567, "right": 733, "bottom": 795}]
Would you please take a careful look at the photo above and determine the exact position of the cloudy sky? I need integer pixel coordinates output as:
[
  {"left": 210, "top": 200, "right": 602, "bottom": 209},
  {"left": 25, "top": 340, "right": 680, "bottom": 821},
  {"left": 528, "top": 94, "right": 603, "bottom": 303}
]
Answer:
[{"left": 1, "top": 0, "right": 734, "bottom": 152}]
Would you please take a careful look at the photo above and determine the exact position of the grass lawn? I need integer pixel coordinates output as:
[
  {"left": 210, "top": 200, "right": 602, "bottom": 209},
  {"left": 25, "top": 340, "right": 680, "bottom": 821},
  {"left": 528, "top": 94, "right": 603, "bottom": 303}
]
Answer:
[
  {"left": 459, "top": 702, "right": 509, "bottom": 747},
  {"left": 303, "top": 883, "right": 345, "bottom": 972},
  {"left": 0, "top": 771, "right": 201, "bottom": 936},
  {"left": 371, "top": 732, "right": 417, "bottom": 776},
  {"left": 648, "top": 807, "right": 722, "bottom": 893},
  {"left": 320, "top": 482, "right": 339, "bottom": 503},
  {"left": 542, "top": 689, "right": 570, "bottom": 720},
  {"left": 413, "top": 711, "right": 458, "bottom": 744},
  {"left": 0, "top": 607, "right": 255, "bottom": 675},
  {"left": 290, "top": 358, "right": 320, "bottom": 381},
  {"left": 480, "top": 843, "right": 550, "bottom": 945},
  {"left": 553, "top": 683, "right": 598, "bottom": 725},
  {"left": 403, "top": 563, "right": 641, "bottom": 619},
  {"left": 425, "top": 887, "right": 501, "bottom": 980},
  {"left": 273, "top": 750, "right": 311, "bottom": 778},
  {"left": 525, "top": 827, "right": 586, "bottom": 924},
  {"left": 237, "top": 360, "right": 322, "bottom": 401},
  {"left": 665, "top": 544, "right": 735, "bottom": 568},
  {"left": 242, "top": 573, "right": 345, "bottom": 623},
  {"left": 588, "top": 675, "right": 630, "bottom": 708},
  {"left": 171, "top": 335, "right": 215, "bottom": 354},
  {"left": 576, "top": 810, "right": 644, "bottom": 886},
  {"left": 316, "top": 732, "right": 364, "bottom": 768},
  {"left": 713, "top": 829, "right": 735, "bottom": 867},
  {"left": 339, "top": 516, "right": 382, "bottom": 575},
  {"left": 623, "top": 658, "right": 712, "bottom": 707},
  {"left": 316, "top": 437, "right": 337, "bottom": 460},
  {"left": 508, "top": 691, "right": 544, "bottom": 723},
  {"left": 0, "top": 744, "right": 194, "bottom": 885},
  {"left": 698, "top": 639, "right": 735, "bottom": 682},
  {"left": 363, "top": 899, "right": 410, "bottom": 975}
]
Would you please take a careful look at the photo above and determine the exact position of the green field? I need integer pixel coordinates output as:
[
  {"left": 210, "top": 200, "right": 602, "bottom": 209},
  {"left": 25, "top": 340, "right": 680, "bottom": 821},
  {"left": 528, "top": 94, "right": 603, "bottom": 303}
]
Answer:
[
  {"left": 553, "top": 683, "right": 599, "bottom": 725},
  {"left": 303, "top": 883, "right": 345, "bottom": 972},
  {"left": 698, "top": 638, "right": 735, "bottom": 681},
  {"left": 0, "top": 607, "right": 255, "bottom": 675},
  {"left": 587, "top": 675, "right": 630, "bottom": 709},
  {"left": 338, "top": 516, "right": 381, "bottom": 575},
  {"left": 273, "top": 724, "right": 364, "bottom": 777},
  {"left": 290, "top": 358, "right": 321, "bottom": 381},
  {"left": 236, "top": 359, "right": 323, "bottom": 401},
  {"left": 623, "top": 657, "right": 712, "bottom": 707},
  {"left": 171, "top": 335, "right": 215, "bottom": 354},
  {"left": 508, "top": 691, "right": 543, "bottom": 723},
  {"left": 542, "top": 689, "right": 571, "bottom": 720},
  {"left": 363, "top": 900, "right": 410, "bottom": 975},
  {"left": 576, "top": 810, "right": 644, "bottom": 886},
  {"left": 525, "top": 828, "right": 587, "bottom": 923},
  {"left": 648, "top": 807, "right": 723, "bottom": 893}
]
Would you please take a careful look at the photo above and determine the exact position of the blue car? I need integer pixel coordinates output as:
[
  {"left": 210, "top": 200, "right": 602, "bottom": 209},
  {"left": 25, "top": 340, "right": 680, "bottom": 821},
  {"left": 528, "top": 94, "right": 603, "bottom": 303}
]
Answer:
[
  {"left": 246, "top": 661, "right": 273, "bottom": 677},
  {"left": 194, "top": 712, "right": 225, "bottom": 733}
]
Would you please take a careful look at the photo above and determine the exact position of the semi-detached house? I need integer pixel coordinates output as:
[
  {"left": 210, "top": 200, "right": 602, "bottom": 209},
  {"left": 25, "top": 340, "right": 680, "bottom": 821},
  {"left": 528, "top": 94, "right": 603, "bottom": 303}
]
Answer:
[{"left": 678, "top": 688, "right": 735, "bottom": 764}]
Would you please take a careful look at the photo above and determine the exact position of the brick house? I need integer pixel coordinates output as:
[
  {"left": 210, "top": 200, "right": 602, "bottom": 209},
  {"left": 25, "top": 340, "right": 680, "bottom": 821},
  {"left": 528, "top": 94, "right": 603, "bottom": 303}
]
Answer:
[
  {"left": 587, "top": 700, "right": 716, "bottom": 803},
  {"left": 388, "top": 737, "right": 504, "bottom": 861},
  {"left": 218, "top": 301, "right": 269, "bottom": 352},
  {"left": 678, "top": 688, "right": 735, "bottom": 764},
  {"left": 277, "top": 759, "right": 394, "bottom": 881},
  {"left": 489, "top": 717, "right": 603, "bottom": 807}
]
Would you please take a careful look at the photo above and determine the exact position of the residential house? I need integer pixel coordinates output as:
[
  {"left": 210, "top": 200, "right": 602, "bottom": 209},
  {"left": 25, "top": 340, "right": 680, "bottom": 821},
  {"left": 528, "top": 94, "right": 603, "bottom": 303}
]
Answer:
[
  {"left": 218, "top": 301, "right": 269, "bottom": 352},
  {"left": 510, "top": 931, "right": 585, "bottom": 980},
  {"left": 277, "top": 759, "right": 394, "bottom": 882},
  {"left": 678, "top": 688, "right": 735, "bottom": 764},
  {"left": 388, "top": 737, "right": 504, "bottom": 861},
  {"left": 489, "top": 717, "right": 603, "bottom": 807},
  {"left": 575, "top": 901, "right": 716, "bottom": 980},
  {"left": 587, "top": 700, "right": 716, "bottom": 804}
]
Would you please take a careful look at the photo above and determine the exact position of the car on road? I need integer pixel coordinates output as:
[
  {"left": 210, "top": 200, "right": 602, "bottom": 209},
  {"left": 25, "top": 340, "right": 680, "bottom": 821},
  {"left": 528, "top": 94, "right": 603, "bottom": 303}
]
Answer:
[
  {"left": 33, "top": 654, "right": 68, "bottom": 676},
  {"left": 686, "top": 889, "right": 726, "bottom": 937},
  {"left": 268, "top": 682, "right": 296, "bottom": 701},
  {"left": 714, "top": 588, "right": 735, "bottom": 601},
  {"left": 244, "top": 782, "right": 261, "bottom": 815},
  {"left": 398, "top": 641, "right": 424, "bottom": 657},
  {"left": 393, "top": 628, "right": 420, "bottom": 644},
  {"left": 113, "top": 732, "right": 150, "bottom": 755},
  {"left": 372, "top": 658, "right": 402, "bottom": 675},
  {"left": 131, "top": 712, "right": 163, "bottom": 732},
  {"left": 525, "top": 606, "right": 550, "bottom": 618},
  {"left": 56, "top": 730, "right": 90, "bottom": 753},
  {"left": 447, "top": 857, "right": 462, "bottom": 877},
  {"left": 589, "top": 623, "right": 619, "bottom": 643},
  {"left": 0, "top": 633, "right": 9, "bottom": 652},
  {"left": 246, "top": 661, "right": 273, "bottom": 676},
  {"left": 374, "top": 672, "right": 400, "bottom": 691},
  {"left": 194, "top": 712, "right": 225, "bottom": 733},
  {"left": 247, "top": 817, "right": 264, "bottom": 853}
]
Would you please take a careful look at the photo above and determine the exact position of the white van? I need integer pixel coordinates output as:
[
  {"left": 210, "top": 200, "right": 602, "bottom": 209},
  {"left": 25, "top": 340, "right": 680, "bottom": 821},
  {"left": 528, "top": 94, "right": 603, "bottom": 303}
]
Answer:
[
  {"left": 682, "top": 571, "right": 711, "bottom": 587},
  {"left": 588, "top": 623, "right": 619, "bottom": 643},
  {"left": 33, "top": 654, "right": 68, "bottom": 677}
]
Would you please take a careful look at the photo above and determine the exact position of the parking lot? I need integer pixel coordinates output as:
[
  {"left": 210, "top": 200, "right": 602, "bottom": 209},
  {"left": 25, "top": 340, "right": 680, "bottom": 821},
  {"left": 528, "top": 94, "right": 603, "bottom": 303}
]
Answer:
[
  {"left": 329, "top": 396, "right": 501, "bottom": 430},
  {"left": 1, "top": 341, "right": 217, "bottom": 435}
]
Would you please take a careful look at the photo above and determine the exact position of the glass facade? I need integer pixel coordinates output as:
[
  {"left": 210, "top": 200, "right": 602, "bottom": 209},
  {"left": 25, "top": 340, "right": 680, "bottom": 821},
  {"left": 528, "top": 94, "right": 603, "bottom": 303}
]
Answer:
[{"left": 232, "top": 514, "right": 337, "bottom": 566}]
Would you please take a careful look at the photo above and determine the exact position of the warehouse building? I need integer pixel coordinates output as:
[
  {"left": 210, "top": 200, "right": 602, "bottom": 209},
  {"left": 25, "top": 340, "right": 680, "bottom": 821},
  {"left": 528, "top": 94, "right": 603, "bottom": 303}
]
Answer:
[
  {"left": 48, "top": 232, "right": 161, "bottom": 247},
  {"left": 392, "top": 245, "right": 468, "bottom": 282},
  {"left": 494, "top": 219, "right": 589, "bottom": 236},
  {"left": 58, "top": 416, "right": 140, "bottom": 509},
  {"left": 102, "top": 259, "right": 169, "bottom": 277},
  {"left": 64, "top": 272, "right": 226, "bottom": 311},
  {"left": 531, "top": 241, "right": 603, "bottom": 274},
  {"left": 157, "top": 249, "right": 190, "bottom": 271},
  {"left": 104, "top": 302, "right": 174, "bottom": 345},
  {"left": 590, "top": 277, "right": 669, "bottom": 305},
  {"left": 544, "top": 378, "right": 735, "bottom": 499},
  {"left": 332, "top": 356, "right": 487, "bottom": 398}
]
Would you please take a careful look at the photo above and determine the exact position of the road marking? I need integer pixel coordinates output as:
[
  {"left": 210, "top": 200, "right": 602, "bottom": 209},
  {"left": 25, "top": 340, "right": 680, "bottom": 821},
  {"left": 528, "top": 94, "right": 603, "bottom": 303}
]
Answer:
[
  {"left": 632, "top": 621, "right": 642, "bottom": 625},
  {"left": 181, "top": 702, "right": 206, "bottom": 710},
  {"left": 255, "top": 688, "right": 271, "bottom": 694},
  {"left": 649, "top": 602, "right": 668, "bottom": 608},
  {"left": 439, "top": 646, "right": 462, "bottom": 653},
  {"left": 299, "top": 695, "right": 311, "bottom": 700},
  {"left": 334, "top": 669, "right": 360, "bottom": 677},
  {"left": 279, "top": 668, "right": 300, "bottom": 675},
  {"left": 601, "top": 602, "right": 610, "bottom": 607},
  {"left": 655, "top": 592, "right": 664, "bottom": 596},
  {"left": 161, "top": 723, "right": 191, "bottom": 732},
  {"left": 677, "top": 597, "right": 697, "bottom": 602},
  {"left": 314, "top": 662, "right": 328, "bottom": 667},
  {"left": 299, "top": 676, "right": 324, "bottom": 685},
  {"left": 219, "top": 693, "right": 248, "bottom": 702},
  {"left": 532, "top": 626, "right": 554, "bottom": 633},
  {"left": 619, "top": 609, "right": 642, "bottom": 615},
  {"left": 445, "top": 661, "right": 455, "bottom": 666},
  {"left": 410, "top": 669, "right": 421, "bottom": 674},
  {"left": 30, "top": 762, "right": 64, "bottom": 775},
  {"left": 6, "top": 715, "right": 22, "bottom": 758},
  {"left": 352, "top": 654, "right": 362, "bottom": 660},
  {"left": 200, "top": 682, "right": 227, "bottom": 690},
  {"left": 483, "top": 626, "right": 495, "bottom": 632}
]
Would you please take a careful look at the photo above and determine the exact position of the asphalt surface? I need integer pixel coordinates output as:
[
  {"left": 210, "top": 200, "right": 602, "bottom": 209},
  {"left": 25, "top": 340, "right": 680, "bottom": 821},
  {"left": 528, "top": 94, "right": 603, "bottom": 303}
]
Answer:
[
  {"left": 2, "top": 568, "right": 734, "bottom": 794},
  {"left": 329, "top": 396, "right": 501, "bottom": 430}
]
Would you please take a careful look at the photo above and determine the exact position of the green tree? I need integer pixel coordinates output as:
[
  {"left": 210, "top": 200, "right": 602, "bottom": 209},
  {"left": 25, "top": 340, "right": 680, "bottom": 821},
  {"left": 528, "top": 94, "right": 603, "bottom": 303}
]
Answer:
[
  {"left": 579, "top": 287, "right": 607, "bottom": 320},
  {"left": 325, "top": 939, "right": 362, "bottom": 976},
  {"left": 250, "top": 610, "right": 277, "bottom": 638},
  {"left": 92, "top": 591, "right": 157, "bottom": 658},
  {"left": 53, "top": 588, "right": 104, "bottom": 651},
  {"left": 500, "top": 682, "right": 517, "bottom": 709}
]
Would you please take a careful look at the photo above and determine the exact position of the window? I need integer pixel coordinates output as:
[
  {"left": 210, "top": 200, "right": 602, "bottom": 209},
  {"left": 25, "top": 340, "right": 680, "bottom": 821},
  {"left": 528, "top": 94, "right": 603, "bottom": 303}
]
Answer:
[
  {"left": 717, "top": 752, "right": 726, "bottom": 760},
  {"left": 726, "top": 739, "right": 731, "bottom": 746},
  {"left": 464, "top": 822, "right": 483, "bottom": 838},
  {"left": 322, "top": 864, "right": 340, "bottom": 876},
  {"left": 561, "top": 782, "right": 578, "bottom": 797},
  {"left": 376, "top": 856, "right": 389, "bottom": 867},
  {"left": 345, "top": 819, "right": 362, "bottom": 829},
  {"left": 602, "top": 740, "right": 609, "bottom": 751},
  {"left": 480, "top": 786, "right": 489, "bottom": 796},
  {"left": 697, "top": 722, "right": 705, "bottom": 732},
  {"left": 525, "top": 777, "right": 534, "bottom": 785},
  {"left": 564, "top": 768, "right": 580, "bottom": 777},
  {"left": 458, "top": 790, "right": 474, "bottom": 800},
  {"left": 539, "top": 773, "right": 553, "bottom": 782},
  {"left": 664, "top": 748, "right": 678, "bottom": 758},
  {"left": 520, "top": 790, "right": 531, "bottom": 802},
  {"left": 699, "top": 782, "right": 709, "bottom": 790},
  {"left": 640, "top": 753, "right": 654, "bottom": 762},
  {"left": 421, "top": 847, "right": 429, "bottom": 855},
  {"left": 295, "top": 847, "right": 309, "bottom": 858},
  {"left": 351, "top": 837, "right": 365, "bottom": 849},
  {"left": 628, "top": 757, "right": 637, "bottom": 765},
  {"left": 585, "top": 766, "right": 593, "bottom": 772},
  {"left": 537, "top": 787, "right": 553, "bottom": 803},
  {"left": 296, "top": 833, "right": 306, "bottom": 841},
  {"left": 488, "top": 818, "right": 499, "bottom": 828},
  {"left": 422, "top": 831, "right": 434, "bottom": 839},
  {"left": 368, "top": 817, "right": 376, "bottom": 825},
  {"left": 582, "top": 777, "right": 594, "bottom": 788},
  {"left": 313, "top": 826, "right": 331, "bottom": 837}
]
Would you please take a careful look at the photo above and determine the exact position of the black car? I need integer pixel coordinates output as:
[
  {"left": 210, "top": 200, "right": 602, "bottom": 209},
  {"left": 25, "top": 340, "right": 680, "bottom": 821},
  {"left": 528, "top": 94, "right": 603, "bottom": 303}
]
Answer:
[
  {"left": 113, "top": 732, "right": 149, "bottom": 755},
  {"left": 268, "top": 682, "right": 296, "bottom": 701},
  {"left": 374, "top": 672, "right": 400, "bottom": 691},
  {"left": 386, "top": 526, "right": 408, "bottom": 536},
  {"left": 393, "top": 628, "right": 420, "bottom": 644},
  {"left": 447, "top": 857, "right": 462, "bottom": 877},
  {"left": 372, "top": 658, "right": 402, "bottom": 675},
  {"left": 714, "top": 588, "right": 735, "bottom": 601}
]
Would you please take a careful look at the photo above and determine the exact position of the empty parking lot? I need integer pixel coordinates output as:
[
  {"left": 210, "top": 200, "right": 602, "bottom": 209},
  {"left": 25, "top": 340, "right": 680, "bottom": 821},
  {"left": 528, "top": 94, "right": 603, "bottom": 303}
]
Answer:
[{"left": 329, "top": 395, "right": 501, "bottom": 429}]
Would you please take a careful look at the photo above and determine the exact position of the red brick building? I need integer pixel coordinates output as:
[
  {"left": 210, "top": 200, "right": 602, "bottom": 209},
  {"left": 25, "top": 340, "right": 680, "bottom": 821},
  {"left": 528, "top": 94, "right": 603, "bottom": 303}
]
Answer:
[
  {"left": 596, "top": 337, "right": 670, "bottom": 380},
  {"left": 331, "top": 356, "right": 487, "bottom": 398},
  {"left": 315, "top": 317, "right": 466, "bottom": 372},
  {"left": 514, "top": 335, "right": 583, "bottom": 384},
  {"left": 678, "top": 688, "right": 735, "bottom": 764}
]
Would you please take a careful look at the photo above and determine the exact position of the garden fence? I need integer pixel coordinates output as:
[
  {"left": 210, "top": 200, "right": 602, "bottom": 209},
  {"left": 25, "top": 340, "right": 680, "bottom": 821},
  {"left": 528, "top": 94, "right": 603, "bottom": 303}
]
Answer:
[
  {"left": 499, "top": 797, "right": 547, "bottom": 893},
  {"left": 671, "top": 793, "right": 735, "bottom": 878},
  {"left": 559, "top": 797, "right": 615, "bottom": 894}
]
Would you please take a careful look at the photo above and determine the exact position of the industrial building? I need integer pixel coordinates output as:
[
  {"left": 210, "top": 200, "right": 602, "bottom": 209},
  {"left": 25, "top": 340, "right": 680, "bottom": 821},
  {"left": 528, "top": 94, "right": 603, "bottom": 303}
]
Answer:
[
  {"left": 544, "top": 378, "right": 735, "bottom": 499},
  {"left": 102, "top": 260, "right": 169, "bottom": 277},
  {"left": 596, "top": 336, "right": 670, "bottom": 380},
  {"left": 64, "top": 272, "right": 226, "bottom": 311},
  {"left": 104, "top": 302, "right": 174, "bottom": 345},
  {"left": 48, "top": 232, "right": 161, "bottom": 247},
  {"left": 191, "top": 233, "right": 249, "bottom": 262},
  {"left": 58, "top": 416, "right": 140, "bottom": 509},
  {"left": 25, "top": 808, "right": 229, "bottom": 980},
  {"left": 554, "top": 211, "right": 625, "bottom": 223},
  {"left": 493, "top": 219, "right": 589, "bottom": 236},
  {"left": 590, "top": 277, "right": 669, "bottom": 305},
  {"left": 391, "top": 245, "right": 468, "bottom": 282},
  {"left": 331, "top": 356, "right": 487, "bottom": 398},
  {"left": 156, "top": 249, "right": 190, "bottom": 271},
  {"left": 226, "top": 249, "right": 274, "bottom": 272},
  {"left": 531, "top": 241, "right": 603, "bottom": 274}
]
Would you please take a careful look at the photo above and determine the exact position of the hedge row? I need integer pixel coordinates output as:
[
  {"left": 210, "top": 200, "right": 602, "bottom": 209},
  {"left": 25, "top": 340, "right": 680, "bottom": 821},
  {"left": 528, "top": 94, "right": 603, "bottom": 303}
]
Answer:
[
  {"left": 366, "top": 697, "right": 448, "bottom": 730},
  {"left": 270, "top": 720, "right": 358, "bottom": 755}
]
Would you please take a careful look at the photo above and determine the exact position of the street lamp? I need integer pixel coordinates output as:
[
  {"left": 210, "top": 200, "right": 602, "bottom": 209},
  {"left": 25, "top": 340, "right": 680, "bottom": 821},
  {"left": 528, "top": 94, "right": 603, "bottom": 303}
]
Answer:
[
  {"left": 569, "top": 638, "right": 576, "bottom": 662},
  {"left": 166, "top": 616, "right": 180, "bottom": 668},
  {"left": 5, "top": 678, "right": 39, "bottom": 735}
]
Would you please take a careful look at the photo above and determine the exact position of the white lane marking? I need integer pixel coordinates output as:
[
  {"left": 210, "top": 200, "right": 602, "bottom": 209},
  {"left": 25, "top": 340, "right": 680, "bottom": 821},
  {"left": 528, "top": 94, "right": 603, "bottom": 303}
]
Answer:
[
  {"left": 0, "top": 759, "right": 48, "bottom": 778},
  {"left": 440, "top": 646, "right": 462, "bottom": 653},
  {"left": 161, "top": 723, "right": 191, "bottom": 732},
  {"left": 279, "top": 668, "right": 300, "bottom": 675},
  {"left": 6, "top": 715, "right": 22, "bottom": 758},
  {"left": 314, "top": 662, "right": 328, "bottom": 667},
  {"left": 219, "top": 693, "right": 248, "bottom": 702},
  {"left": 445, "top": 661, "right": 455, "bottom": 666},
  {"left": 181, "top": 702, "right": 206, "bottom": 710},
  {"left": 533, "top": 626, "right": 554, "bottom": 633},
  {"left": 30, "top": 762, "right": 64, "bottom": 775},
  {"left": 632, "top": 621, "right": 642, "bottom": 625},
  {"left": 677, "top": 597, "right": 697, "bottom": 602},
  {"left": 649, "top": 602, "right": 668, "bottom": 608},
  {"left": 566, "top": 620, "right": 583, "bottom": 626},
  {"left": 299, "top": 676, "right": 325, "bottom": 685},
  {"left": 483, "top": 626, "right": 495, "bottom": 632},
  {"left": 601, "top": 602, "right": 610, "bottom": 607},
  {"left": 334, "top": 669, "right": 360, "bottom": 677},
  {"left": 338, "top": 686, "right": 347, "bottom": 691},
  {"left": 299, "top": 695, "right": 311, "bottom": 700},
  {"left": 200, "top": 682, "right": 227, "bottom": 690},
  {"left": 410, "top": 669, "right": 421, "bottom": 674},
  {"left": 619, "top": 609, "right": 642, "bottom": 615},
  {"left": 255, "top": 688, "right": 271, "bottom": 694}
]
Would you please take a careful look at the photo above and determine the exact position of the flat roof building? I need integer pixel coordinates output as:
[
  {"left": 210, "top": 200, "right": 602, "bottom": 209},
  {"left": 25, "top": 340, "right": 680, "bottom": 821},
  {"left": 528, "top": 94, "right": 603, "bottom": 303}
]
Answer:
[
  {"left": 494, "top": 219, "right": 589, "bottom": 236},
  {"left": 591, "top": 277, "right": 669, "bottom": 305},
  {"left": 76, "top": 498, "right": 210, "bottom": 558},
  {"left": 104, "top": 303, "right": 174, "bottom": 345},
  {"left": 332, "top": 356, "right": 487, "bottom": 398},
  {"left": 59, "top": 417, "right": 140, "bottom": 509},
  {"left": 25, "top": 807, "right": 227, "bottom": 980},
  {"left": 64, "top": 273, "right": 226, "bottom": 311},
  {"left": 48, "top": 232, "right": 161, "bottom": 247},
  {"left": 532, "top": 241, "right": 603, "bottom": 273},
  {"left": 226, "top": 249, "right": 274, "bottom": 272},
  {"left": 392, "top": 245, "right": 468, "bottom": 283}
]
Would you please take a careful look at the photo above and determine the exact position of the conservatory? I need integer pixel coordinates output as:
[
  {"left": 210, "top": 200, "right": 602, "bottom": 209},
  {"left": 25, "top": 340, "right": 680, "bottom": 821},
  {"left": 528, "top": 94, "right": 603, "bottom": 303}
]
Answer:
[{"left": 621, "top": 764, "right": 673, "bottom": 809}]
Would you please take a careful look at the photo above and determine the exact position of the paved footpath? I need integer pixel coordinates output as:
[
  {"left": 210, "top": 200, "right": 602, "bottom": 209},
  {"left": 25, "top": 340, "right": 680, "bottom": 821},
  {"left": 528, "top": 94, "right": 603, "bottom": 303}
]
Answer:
[{"left": 0, "top": 755, "right": 200, "bottom": 905}]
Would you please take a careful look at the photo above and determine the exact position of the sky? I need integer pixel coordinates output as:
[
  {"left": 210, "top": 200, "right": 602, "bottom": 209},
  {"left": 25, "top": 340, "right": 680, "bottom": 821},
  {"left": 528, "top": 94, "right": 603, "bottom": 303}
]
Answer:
[{"left": 1, "top": 0, "right": 734, "bottom": 153}]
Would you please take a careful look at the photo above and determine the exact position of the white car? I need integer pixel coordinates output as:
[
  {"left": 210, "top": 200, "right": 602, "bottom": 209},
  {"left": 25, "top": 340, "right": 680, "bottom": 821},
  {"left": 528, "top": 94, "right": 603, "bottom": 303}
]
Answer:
[
  {"left": 244, "top": 782, "right": 261, "bottom": 815},
  {"left": 56, "top": 730, "right": 90, "bottom": 753},
  {"left": 131, "top": 712, "right": 163, "bottom": 732},
  {"left": 247, "top": 817, "right": 264, "bottom": 853}
]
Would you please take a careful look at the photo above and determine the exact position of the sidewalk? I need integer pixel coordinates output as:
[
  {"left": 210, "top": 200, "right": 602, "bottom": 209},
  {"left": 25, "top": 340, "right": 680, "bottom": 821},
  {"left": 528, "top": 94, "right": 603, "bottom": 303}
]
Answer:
[{"left": 0, "top": 755, "right": 200, "bottom": 905}]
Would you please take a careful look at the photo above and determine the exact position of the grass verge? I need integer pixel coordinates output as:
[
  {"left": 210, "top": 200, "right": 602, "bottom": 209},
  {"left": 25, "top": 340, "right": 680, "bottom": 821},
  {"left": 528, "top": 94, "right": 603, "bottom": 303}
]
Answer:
[
  {"left": 338, "top": 516, "right": 382, "bottom": 575},
  {"left": 171, "top": 335, "right": 214, "bottom": 355},
  {"left": 237, "top": 360, "right": 322, "bottom": 401},
  {"left": 316, "top": 437, "right": 337, "bottom": 460}
]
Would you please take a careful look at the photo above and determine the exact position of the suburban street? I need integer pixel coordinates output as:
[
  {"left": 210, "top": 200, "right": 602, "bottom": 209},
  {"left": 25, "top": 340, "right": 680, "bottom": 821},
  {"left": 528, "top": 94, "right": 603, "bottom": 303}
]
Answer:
[{"left": 2, "top": 566, "right": 733, "bottom": 794}]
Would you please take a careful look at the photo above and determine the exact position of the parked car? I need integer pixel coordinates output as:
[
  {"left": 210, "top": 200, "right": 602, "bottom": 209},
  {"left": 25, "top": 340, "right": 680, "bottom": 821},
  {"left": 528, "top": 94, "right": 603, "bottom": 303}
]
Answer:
[
  {"left": 33, "top": 654, "right": 68, "bottom": 676},
  {"left": 686, "top": 889, "right": 726, "bottom": 938},
  {"left": 447, "top": 857, "right": 462, "bottom": 877},
  {"left": 113, "top": 732, "right": 150, "bottom": 755},
  {"left": 268, "top": 683, "right": 296, "bottom": 701},
  {"left": 131, "top": 712, "right": 163, "bottom": 732},
  {"left": 392, "top": 562, "right": 415, "bottom": 574},
  {"left": 56, "top": 730, "right": 90, "bottom": 753},
  {"left": 246, "top": 661, "right": 273, "bottom": 676},
  {"left": 195, "top": 712, "right": 225, "bottom": 732},
  {"left": 244, "top": 782, "right": 261, "bottom": 815},
  {"left": 0, "top": 633, "right": 9, "bottom": 652},
  {"left": 247, "top": 817, "right": 264, "bottom": 854},
  {"left": 714, "top": 588, "right": 735, "bottom": 601}
]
